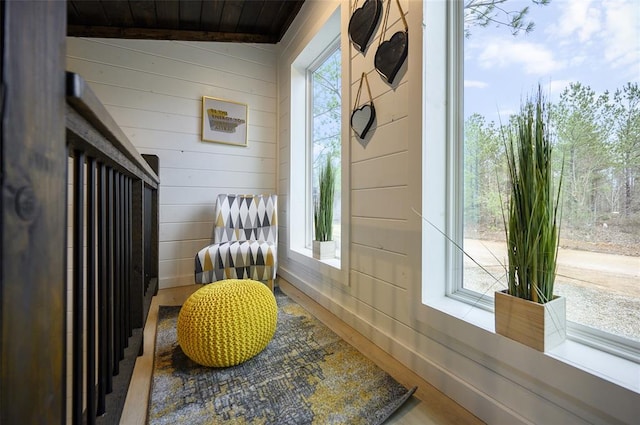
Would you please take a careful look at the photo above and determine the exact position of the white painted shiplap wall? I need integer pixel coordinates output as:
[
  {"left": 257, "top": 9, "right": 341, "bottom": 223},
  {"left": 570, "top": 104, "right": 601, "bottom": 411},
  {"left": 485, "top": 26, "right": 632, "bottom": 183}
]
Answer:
[
  {"left": 66, "top": 38, "right": 278, "bottom": 288},
  {"left": 277, "top": 2, "right": 638, "bottom": 425},
  {"left": 277, "top": 0, "right": 415, "bottom": 344}
]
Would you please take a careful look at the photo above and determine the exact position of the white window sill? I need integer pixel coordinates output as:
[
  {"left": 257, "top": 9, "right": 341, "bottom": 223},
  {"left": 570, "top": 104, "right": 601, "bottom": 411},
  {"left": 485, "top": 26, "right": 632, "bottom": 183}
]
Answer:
[
  {"left": 426, "top": 295, "right": 640, "bottom": 394},
  {"left": 289, "top": 246, "right": 341, "bottom": 270}
]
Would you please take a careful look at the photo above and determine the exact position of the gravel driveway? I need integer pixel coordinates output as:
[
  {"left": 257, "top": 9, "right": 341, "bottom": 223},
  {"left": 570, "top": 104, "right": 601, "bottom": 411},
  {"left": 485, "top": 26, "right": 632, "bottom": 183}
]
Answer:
[{"left": 463, "top": 239, "right": 640, "bottom": 342}]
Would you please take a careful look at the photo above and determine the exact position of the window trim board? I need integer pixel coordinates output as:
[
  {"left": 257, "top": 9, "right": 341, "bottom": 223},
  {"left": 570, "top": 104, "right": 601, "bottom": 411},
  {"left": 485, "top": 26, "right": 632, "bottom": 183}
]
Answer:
[{"left": 412, "top": 1, "right": 639, "bottom": 423}]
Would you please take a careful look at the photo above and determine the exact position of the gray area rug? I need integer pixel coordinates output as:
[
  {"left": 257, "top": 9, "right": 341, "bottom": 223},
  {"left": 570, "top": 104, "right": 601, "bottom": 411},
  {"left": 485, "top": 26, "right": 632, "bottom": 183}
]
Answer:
[{"left": 148, "top": 288, "right": 416, "bottom": 424}]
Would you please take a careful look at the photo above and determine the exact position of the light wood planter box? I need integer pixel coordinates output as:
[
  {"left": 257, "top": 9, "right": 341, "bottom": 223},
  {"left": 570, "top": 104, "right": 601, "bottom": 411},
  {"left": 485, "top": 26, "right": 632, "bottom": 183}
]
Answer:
[
  {"left": 312, "top": 240, "right": 335, "bottom": 260},
  {"left": 495, "top": 290, "right": 566, "bottom": 352}
]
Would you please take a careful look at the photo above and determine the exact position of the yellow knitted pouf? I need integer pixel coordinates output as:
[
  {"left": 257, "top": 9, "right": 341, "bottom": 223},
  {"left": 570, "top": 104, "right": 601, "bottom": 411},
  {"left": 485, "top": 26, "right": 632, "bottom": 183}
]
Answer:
[{"left": 177, "top": 279, "right": 277, "bottom": 367}]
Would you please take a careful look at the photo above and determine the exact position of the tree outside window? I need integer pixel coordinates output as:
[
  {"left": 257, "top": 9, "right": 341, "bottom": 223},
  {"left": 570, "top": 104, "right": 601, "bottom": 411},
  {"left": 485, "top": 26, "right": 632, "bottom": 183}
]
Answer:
[
  {"left": 461, "top": 0, "right": 639, "bottom": 344},
  {"left": 310, "top": 46, "right": 341, "bottom": 251}
]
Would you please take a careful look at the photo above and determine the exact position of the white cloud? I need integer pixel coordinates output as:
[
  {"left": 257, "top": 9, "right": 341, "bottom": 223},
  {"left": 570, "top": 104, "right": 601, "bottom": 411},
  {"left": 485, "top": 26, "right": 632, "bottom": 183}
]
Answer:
[
  {"left": 477, "top": 39, "right": 565, "bottom": 75},
  {"left": 568, "top": 55, "right": 588, "bottom": 67},
  {"left": 602, "top": 0, "right": 640, "bottom": 73},
  {"left": 548, "top": 0, "right": 602, "bottom": 42},
  {"left": 464, "top": 80, "right": 488, "bottom": 88}
]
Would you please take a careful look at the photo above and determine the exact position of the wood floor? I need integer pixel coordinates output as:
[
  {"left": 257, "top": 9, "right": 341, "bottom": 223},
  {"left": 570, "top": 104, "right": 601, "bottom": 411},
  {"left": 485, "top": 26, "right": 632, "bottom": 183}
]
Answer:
[{"left": 120, "top": 279, "right": 484, "bottom": 425}]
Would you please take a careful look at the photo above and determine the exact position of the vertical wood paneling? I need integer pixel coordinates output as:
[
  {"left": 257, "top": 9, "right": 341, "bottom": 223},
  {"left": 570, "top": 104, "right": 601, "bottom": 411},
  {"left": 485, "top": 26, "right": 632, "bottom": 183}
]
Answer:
[
  {"left": 67, "top": 38, "right": 278, "bottom": 289},
  {"left": 1, "top": 2, "right": 67, "bottom": 423}
]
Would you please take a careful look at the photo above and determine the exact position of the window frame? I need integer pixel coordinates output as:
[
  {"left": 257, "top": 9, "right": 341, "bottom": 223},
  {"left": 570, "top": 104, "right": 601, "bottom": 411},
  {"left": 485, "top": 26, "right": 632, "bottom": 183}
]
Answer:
[
  {"left": 305, "top": 40, "right": 342, "bottom": 252},
  {"left": 448, "top": 0, "right": 495, "bottom": 311},
  {"left": 287, "top": 4, "right": 349, "bottom": 282},
  {"left": 418, "top": 0, "right": 639, "bottom": 368}
]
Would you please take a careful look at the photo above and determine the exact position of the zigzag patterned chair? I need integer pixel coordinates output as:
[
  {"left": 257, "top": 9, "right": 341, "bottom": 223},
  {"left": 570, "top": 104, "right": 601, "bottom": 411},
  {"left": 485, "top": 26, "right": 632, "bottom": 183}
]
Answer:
[{"left": 195, "top": 194, "right": 278, "bottom": 291}]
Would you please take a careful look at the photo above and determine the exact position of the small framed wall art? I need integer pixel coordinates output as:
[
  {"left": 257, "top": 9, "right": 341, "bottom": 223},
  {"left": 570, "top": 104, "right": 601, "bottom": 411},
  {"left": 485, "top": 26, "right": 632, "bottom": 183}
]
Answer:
[{"left": 201, "top": 96, "right": 248, "bottom": 147}]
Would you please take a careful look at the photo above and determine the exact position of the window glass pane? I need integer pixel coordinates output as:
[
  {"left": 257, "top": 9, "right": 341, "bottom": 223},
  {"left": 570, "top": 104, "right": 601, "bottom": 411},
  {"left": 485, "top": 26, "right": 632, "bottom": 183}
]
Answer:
[
  {"left": 463, "top": 0, "right": 639, "bottom": 342},
  {"left": 311, "top": 47, "right": 342, "bottom": 253}
]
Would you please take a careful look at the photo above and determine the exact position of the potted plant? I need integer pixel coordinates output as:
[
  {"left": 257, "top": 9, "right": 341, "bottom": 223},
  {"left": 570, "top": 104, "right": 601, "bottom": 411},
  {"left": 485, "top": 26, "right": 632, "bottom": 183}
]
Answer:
[
  {"left": 495, "top": 87, "right": 566, "bottom": 352},
  {"left": 313, "top": 156, "right": 336, "bottom": 260}
]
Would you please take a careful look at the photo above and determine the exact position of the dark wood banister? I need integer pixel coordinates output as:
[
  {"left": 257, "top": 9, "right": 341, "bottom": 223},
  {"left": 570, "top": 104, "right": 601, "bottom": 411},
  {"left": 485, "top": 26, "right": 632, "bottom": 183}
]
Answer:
[
  {"left": 66, "top": 72, "right": 159, "bottom": 425},
  {"left": 66, "top": 72, "right": 159, "bottom": 188}
]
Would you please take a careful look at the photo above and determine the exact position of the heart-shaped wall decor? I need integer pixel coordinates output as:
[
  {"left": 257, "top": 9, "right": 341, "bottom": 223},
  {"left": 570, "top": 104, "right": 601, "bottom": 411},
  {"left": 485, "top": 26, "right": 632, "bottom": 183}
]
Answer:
[
  {"left": 374, "top": 30, "right": 408, "bottom": 84},
  {"left": 351, "top": 103, "right": 376, "bottom": 140},
  {"left": 348, "top": 0, "right": 383, "bottom": 53}
]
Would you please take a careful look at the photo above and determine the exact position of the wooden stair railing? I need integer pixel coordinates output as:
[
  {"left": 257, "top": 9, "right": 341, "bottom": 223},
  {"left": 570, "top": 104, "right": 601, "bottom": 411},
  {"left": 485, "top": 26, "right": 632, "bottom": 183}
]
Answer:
[{"left": 66, "top": 72, "right": 160, "bottom": 425}]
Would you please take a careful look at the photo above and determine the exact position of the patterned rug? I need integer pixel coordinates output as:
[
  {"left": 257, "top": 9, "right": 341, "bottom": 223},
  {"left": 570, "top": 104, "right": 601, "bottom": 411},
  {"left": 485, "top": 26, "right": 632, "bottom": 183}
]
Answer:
[{"left": 148, "top": 288, "right": 416, "bottom": 425}]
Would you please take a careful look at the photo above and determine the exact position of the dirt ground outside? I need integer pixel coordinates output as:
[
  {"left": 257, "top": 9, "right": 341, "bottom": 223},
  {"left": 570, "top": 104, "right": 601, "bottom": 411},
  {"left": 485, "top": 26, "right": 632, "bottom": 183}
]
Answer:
[{"left": 463, "top": 238, "right": 640, "bottom": 342}]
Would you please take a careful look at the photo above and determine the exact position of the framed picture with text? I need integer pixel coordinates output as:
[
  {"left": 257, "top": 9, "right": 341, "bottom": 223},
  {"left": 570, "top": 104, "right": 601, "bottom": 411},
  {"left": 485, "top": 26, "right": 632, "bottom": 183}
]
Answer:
[{"left": 201, "top": 96, "right": 248, "bottom": 147}]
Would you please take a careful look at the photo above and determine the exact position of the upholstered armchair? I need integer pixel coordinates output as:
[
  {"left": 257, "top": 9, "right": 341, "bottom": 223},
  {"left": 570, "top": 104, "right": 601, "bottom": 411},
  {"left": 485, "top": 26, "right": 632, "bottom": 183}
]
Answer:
[{"left": 195, "top": 194, "right": 278, "bottom": 290}]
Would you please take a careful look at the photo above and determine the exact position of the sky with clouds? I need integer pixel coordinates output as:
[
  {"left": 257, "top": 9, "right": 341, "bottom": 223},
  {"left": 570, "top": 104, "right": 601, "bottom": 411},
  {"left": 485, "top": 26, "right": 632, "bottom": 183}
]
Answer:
[{"left": 464, "top": 0, "right": 640, "bottom": 120}]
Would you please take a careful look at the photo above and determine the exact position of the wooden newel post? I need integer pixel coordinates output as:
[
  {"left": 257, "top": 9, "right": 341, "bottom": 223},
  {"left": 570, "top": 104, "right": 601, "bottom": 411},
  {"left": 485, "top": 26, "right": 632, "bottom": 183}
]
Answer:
[{"left": 1, "top": 1, "right": 67, "bottom": 423}]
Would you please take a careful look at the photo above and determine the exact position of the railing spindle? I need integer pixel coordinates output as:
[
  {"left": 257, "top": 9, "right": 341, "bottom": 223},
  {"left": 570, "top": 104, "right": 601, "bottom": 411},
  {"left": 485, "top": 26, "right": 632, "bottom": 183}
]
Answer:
[
  {"left": 113, "top": 171, "right": 122, "bottom": 369},
  {"left": 72, "top": 151, "right": 85, "bottom": 425},
  {"left": 86, "top": 157, "right": 97, "bottom": 424},
  {"left": 125, "top": 177, "right": 132, "bottom": 338},
  {"left": 97, "top": 163, "right": 107, "bottom": 415},
  {"left": 108, "top": 167, "right": 117, "bottom": 378},
  {"left": 119, "top": 173, "right": 128, "bottom": 351}
]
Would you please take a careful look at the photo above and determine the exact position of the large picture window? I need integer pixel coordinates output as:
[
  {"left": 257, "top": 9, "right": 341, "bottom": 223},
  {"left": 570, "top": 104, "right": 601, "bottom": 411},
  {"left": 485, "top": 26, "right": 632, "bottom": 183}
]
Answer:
[{"left": 425, "top": 0, "right": 639, "bottom": 360}]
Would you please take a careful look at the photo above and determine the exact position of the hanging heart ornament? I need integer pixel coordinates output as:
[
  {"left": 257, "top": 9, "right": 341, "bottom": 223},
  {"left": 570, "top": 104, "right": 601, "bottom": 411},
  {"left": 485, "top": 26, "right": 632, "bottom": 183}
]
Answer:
[
  {"left": 351, "top": 72, "right": 376, "bottom": 141},
  {"left": 348, "top": 0, "right": 383, "bottom": 53},
  {"left": 375, "top": 30, "right": 408, "bottom": 84},
  {"left": 351, "top": 104, "right": 376, "bottom": 140}
]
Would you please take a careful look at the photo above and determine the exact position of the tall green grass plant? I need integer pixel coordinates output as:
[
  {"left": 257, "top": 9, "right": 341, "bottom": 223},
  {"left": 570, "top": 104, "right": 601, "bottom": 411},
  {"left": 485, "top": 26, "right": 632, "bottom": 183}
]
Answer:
[
  {"left": 314, "top": 157, "right": 336, "bottom": 242},
  {"left": 502, "top": 87, "right": 563, "bottom": 304}
]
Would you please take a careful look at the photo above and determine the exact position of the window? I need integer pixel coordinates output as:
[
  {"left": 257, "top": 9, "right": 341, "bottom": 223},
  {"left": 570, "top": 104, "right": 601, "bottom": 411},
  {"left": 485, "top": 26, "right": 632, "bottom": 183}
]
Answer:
[
  {"left": 425, "top": 0, "right": 639, "bottom": 360},
  {"left": 309, "top": 45, "right": 342, "bottom": 256},
  {"left": 289, "top": 6, "right": 344, "bottom": 272}
]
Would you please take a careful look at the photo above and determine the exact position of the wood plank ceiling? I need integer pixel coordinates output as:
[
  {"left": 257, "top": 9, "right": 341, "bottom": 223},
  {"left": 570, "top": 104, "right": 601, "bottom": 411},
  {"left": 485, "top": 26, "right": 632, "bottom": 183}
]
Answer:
[{"left": 67, "top": 0, "right": 305, "bottom": 43}]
